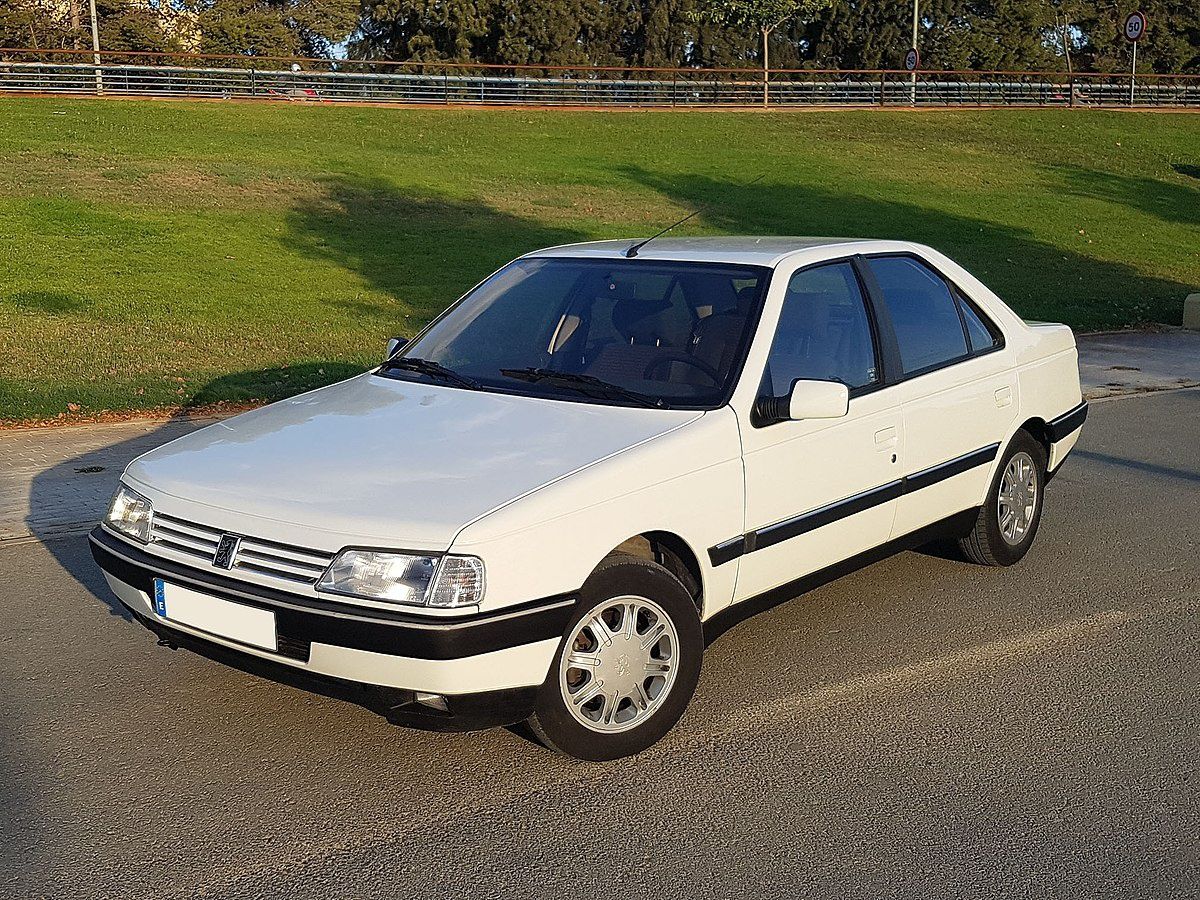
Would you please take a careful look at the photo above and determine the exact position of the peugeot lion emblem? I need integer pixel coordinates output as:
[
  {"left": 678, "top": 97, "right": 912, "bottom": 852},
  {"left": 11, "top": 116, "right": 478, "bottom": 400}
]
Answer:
[{"left": 213, "top": 534, "right": 241, "bottom": 570}]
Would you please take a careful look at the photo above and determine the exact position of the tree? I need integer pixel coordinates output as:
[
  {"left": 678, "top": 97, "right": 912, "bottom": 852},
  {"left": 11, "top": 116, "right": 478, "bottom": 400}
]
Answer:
[
  {"left": 192, "top": 0, "right": 360, "bottom": 58},
  {"left": 97, "top": 0, "right": 178, "bottom": 53},
  {"left": 352, "top": 0, "right": 498, "bottom": 62},
  {"left": 1071, "top": 0, "right": 1200, "bottom": 75},
  {"left": 0, "top": 0, "right": 84, "bottom": 54},
  {"left": 690, "top": 0, "right": 831, "bottom": 105}
]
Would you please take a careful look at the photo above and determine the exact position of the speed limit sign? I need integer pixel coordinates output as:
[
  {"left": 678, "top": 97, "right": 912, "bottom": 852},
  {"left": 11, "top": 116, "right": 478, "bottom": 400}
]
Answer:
[
  {"left": 1124, "top": 11, "right": 1147, "bottom": 42},
  {"left": 904, "top": 48, "right": 920, "bottom": 71}
]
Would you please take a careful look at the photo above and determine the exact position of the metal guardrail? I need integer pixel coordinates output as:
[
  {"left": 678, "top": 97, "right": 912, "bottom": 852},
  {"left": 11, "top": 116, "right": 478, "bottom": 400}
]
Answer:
[{"left": 1, "top": 56, "right": 1198, "bottom": 108}]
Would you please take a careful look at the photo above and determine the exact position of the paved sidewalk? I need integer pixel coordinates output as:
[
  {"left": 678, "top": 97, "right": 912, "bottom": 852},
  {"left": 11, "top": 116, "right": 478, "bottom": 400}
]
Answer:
[
  {"left": 0, "top": 416, "right": 218, "bottom": 543},
  {"left": 2, "top": 330, "right": 1198, "bottom": 544},
  {"left": 1078, "top": 328, "right": 1200, "bottom": 400}
]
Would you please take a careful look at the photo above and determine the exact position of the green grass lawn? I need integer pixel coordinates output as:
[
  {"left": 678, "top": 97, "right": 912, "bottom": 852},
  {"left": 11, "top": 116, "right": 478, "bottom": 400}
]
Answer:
[{"left": 1, "top": 98, "right": 1198, "bottom": 423}]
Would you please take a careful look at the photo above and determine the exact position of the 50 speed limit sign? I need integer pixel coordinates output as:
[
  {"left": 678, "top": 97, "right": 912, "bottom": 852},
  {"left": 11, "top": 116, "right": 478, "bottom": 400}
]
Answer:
[
  {"left": 904, "top": 48, "right": 920, "bottom": 71},
  {"left": 1124, "top": 11, "right": 1147, "bottom": 42}
]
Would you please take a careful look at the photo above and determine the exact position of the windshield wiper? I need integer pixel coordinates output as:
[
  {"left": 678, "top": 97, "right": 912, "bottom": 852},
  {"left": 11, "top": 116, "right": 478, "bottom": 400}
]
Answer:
[
  {"left": 500, "top": 368, "right": 660, "bottom": 408},
  {"left": 380, "top": 357, "right": 479, "bottom": 389}
]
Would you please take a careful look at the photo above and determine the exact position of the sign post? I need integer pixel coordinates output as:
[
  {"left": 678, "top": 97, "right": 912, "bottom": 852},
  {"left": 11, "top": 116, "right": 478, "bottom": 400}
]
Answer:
[
  {"left": 909, "top": 0, "right": 919, "bottom": 104},
  {"left": 88, "top": 0, "right": 102, "bottom": 94},
  {"left": 1124, "top": 11, "right": 1147, "bottom": 106},
  {"left": 905, "top": 47, "right": 919, "bottom": 106}
]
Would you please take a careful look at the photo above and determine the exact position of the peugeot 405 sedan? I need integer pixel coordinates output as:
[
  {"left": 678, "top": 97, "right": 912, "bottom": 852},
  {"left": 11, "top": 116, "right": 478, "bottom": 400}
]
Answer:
[{"left": 92, "top": 237, "right": 1087, "bottom": 760}]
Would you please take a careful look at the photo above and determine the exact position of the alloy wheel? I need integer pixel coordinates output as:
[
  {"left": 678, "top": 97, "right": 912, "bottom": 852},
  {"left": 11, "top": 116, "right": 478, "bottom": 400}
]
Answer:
[
  {"left": 558, "top": 595, "right": 679, "bottom": 734},
  {"left": 998, "top": 450, "right": 1039, "bottom": 545}
]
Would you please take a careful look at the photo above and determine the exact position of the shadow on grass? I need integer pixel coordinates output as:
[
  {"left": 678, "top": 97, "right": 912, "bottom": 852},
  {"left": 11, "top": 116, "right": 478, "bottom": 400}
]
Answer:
[
  {"left": 619, "top": 166, "right": 1192, "bottom": 330},
  {"left": 188, "top": 362, "right": 366, "bottom": 407},
  {"left": 283, "top": 177, "right": 585, "bottom": 328},
  {"left": 2, "top": 290, "right": 89, "bottom": 314},
  {"left": 1051, "top": 163, "right": 1200, "bottom": 229}
]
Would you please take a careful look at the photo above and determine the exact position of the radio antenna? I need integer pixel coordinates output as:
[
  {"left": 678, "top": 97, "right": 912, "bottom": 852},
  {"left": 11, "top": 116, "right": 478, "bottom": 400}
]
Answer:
[{"left": 625, "top": 174, "right": 764, "bottom": 259}]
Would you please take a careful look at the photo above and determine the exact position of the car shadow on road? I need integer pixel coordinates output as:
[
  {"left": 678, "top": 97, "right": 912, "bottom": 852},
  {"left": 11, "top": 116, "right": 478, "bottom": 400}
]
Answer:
[{"left": 1073, "top": 448, "right": 1200, "bottom": 485}]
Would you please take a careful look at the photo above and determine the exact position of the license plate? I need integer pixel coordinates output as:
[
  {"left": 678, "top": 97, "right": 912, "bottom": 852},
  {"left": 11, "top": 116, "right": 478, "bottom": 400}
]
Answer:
[{"left": 153, "top": 579, "right": 277, "bottom": 652}]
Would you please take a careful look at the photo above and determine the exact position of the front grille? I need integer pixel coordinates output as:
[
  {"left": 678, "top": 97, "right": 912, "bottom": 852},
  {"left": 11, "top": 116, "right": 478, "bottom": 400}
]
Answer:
[{"left": 150, "top": 512, "right": 334, "bottom": 588}]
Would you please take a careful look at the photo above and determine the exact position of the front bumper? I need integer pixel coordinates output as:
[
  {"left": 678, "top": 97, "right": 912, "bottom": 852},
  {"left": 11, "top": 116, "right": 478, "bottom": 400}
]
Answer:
[{"left": 90, "top": 526, "right": 575, "bottom": 731}]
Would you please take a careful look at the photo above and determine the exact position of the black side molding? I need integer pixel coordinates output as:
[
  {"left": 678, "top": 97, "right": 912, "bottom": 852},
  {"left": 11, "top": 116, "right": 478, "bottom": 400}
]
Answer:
[
  {"left": 754, "top": 479, "right": 904, "bottom": 553},
  {"left": 1047, "top": 401, "right": 1089, "bottom": 443},
  {"left": 708, "top": 443, "right": 1000, "bottom": 567}
]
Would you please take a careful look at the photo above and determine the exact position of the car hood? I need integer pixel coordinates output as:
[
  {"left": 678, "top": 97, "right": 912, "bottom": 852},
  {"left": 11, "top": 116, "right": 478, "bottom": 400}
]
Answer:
[{"left": 125, "top": 373, "right": 700, "bottom": 549}]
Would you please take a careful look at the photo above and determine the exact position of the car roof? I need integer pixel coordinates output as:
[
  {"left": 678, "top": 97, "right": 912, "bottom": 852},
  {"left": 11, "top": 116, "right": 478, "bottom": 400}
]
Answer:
[{"left": 524, "top": 236, "right": 920, "bottom": 268}]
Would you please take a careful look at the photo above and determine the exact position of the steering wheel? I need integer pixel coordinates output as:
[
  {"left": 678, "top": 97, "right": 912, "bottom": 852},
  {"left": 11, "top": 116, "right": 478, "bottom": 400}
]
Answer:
[{"left": 643, "top": 351, "right": 720, "bottom": 384}]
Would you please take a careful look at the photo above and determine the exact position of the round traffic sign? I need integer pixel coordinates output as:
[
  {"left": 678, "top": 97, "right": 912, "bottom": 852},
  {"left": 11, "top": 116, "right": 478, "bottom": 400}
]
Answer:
[
  {"left": 1124, "top": 11, "right": 1147, "bottom": 42},
  {"left": 904, "top": 48, "right": 920, "bottom": 71}
]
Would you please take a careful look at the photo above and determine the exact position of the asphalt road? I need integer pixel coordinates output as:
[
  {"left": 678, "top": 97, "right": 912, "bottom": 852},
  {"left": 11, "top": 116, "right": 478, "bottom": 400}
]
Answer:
[{"left": 2, "top": 390, "right": 1197, "bottom": 899}]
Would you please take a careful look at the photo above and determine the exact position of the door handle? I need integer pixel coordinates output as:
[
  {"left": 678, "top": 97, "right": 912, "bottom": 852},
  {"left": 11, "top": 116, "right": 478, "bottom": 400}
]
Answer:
[
  {"left": 995, "top": 387, "right": 1013, "bottom": 408},
  {"left": 874, "top": 426, "right": 898, "bottom": 449}
]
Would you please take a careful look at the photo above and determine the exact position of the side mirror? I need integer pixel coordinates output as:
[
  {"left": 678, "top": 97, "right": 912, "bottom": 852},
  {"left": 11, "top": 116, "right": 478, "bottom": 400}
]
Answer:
[
  {"left": 386, "top": 336, "right": 408, "bottom": 359},
  {"left": 756, "top": 379, "right": 849, "bottom": 425}
]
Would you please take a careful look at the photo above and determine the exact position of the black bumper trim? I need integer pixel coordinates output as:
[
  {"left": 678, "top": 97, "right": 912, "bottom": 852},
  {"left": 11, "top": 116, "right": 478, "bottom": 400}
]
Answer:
[
  {"left": 1047, "top": 401, "right": 1089, "bottom": 443},
  {"left": 90, "top": 526, "right": 576, "bottom": 661},
  {"left": 123, "top": 601, "right": 537, "bottom": 731}
]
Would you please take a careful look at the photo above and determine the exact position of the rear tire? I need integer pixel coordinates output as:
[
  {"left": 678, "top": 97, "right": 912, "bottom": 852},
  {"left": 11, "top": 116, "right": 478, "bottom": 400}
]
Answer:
[
  {"left": 959, "top": 431, "right": 1047, "bottom": 567},
  {"left": 529, "top": 553, "right": 703, "bottom": 761}
]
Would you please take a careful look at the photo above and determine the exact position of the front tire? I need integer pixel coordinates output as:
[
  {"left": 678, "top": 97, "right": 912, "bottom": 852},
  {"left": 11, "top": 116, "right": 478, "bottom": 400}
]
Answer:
[
  {"left": 529, "top": 554, "right": 703, "bottom": 761},
  {"left": 959, "top": 430, "right": 1048, "bottom": 566}
]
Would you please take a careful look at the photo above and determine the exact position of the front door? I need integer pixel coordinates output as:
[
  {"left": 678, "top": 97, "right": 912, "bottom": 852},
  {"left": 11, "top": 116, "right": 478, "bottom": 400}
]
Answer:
[{"left": 733, "top": 260, "right": 903, "bottom": 603}]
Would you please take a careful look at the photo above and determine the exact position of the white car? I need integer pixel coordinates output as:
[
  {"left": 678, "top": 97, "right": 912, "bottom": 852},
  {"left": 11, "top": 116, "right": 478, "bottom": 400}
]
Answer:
[{"left": 92, "top": 237, "right": 1087, "bottom": 760}]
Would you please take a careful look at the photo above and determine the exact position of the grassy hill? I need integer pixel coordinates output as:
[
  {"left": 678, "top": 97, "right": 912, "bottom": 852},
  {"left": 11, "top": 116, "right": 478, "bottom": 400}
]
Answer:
[{"left": 1, "top": 98, "right": 1198, "bottom": 423}]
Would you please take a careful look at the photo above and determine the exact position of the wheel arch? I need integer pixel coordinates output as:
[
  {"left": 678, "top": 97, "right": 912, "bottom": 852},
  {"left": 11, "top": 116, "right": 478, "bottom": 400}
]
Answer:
[
  {"left": 603, "top": 531, "right": 705, "bottom": 616},
  {"left": 1016, "top": 416, "right": 1052, "bottom": 458}
]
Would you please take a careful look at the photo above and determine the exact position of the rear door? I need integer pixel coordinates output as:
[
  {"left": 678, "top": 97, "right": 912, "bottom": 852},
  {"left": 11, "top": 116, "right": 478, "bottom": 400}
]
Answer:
[
  {"left": 860, "top": 254, "right": 1017, "bottom": 538},
  {"left": 731, "top": 260, "right": 903, "bottom": 602}
]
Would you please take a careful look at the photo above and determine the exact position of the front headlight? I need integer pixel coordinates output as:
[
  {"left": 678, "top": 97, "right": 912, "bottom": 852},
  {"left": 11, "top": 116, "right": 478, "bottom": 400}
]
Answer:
[
  {"left": 317, "top": 550, "right": 485, "bottom": 608},
  {"left": 105, "top": 484, "right": 153, "bottom": 543}
]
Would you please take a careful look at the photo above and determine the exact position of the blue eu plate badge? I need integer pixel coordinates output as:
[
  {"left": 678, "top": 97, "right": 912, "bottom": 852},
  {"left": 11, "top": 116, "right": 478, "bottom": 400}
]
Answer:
[{"left": 153, "top": 578, "right": 167, "bottom": 616}]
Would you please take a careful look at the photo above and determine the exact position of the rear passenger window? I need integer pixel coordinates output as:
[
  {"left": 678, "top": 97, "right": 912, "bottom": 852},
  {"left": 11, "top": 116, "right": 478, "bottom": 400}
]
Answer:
[
  {"left": 762, "top": 262, "right": 878, "bottom": 395},
  {"left": 957, "top": 291, "right": 1001, "bottom": 353},
  {"left": 868, "top": 256, "right": 968, "bottom": 375}
]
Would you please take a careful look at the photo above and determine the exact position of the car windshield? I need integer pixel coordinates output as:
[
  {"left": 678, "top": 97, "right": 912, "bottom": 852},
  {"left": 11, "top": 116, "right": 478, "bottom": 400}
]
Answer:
[{"left": 385, "top": 257, "right": 769, "bottom": 409}]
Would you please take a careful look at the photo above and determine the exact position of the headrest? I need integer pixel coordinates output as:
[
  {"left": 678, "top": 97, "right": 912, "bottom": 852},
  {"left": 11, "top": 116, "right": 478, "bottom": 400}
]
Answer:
[
  {"left": 782, "top": 291, "right": 832, "bottom": 333},
  {"left": 612, "top": 295, "right": 672, "bottom": 342}
]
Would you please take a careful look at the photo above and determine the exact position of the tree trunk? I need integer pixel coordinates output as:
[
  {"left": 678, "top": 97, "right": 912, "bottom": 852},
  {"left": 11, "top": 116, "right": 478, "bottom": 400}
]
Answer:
[
  {"left": 70, "top": 0, "right": 82, "bottom": 51},
  {"left": 762, "top": 27, "right": 769, "bottom": 108}
]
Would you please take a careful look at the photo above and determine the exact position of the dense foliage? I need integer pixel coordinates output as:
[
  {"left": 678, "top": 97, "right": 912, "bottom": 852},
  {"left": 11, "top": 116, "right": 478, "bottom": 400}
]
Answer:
[{"left": 1, "top": 0, "right": 1197, "bottom": 72}]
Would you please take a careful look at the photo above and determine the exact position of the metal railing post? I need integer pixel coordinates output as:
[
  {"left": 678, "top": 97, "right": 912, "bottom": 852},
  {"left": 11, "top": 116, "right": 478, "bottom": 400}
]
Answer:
[{"left": 87, "top": 0, "right": 103, "bottom": 94}]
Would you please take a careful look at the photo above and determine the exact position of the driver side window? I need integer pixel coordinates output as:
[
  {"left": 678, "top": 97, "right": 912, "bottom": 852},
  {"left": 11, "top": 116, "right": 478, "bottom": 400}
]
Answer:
[{"left": 763, "top": 262, "right": 879, "bottom": 396}]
